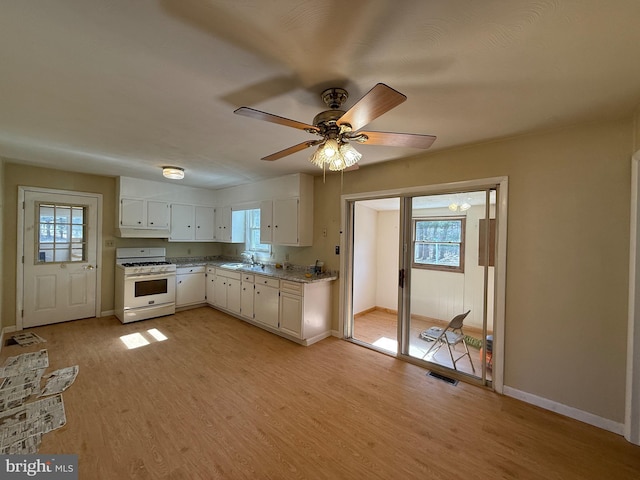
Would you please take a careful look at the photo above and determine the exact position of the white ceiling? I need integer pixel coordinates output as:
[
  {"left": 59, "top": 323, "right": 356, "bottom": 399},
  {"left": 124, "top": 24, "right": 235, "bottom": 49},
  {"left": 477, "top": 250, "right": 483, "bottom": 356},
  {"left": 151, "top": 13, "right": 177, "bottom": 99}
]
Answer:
[{"left": 2, "top": 0, "right": 640, "bottom": 190}]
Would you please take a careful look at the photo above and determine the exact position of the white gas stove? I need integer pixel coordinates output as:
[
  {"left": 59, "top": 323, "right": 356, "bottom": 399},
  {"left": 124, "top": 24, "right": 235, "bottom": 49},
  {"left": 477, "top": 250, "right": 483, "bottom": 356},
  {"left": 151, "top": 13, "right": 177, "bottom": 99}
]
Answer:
[{"left": 115, "top": 248, "right": 177, "bottom": 323}]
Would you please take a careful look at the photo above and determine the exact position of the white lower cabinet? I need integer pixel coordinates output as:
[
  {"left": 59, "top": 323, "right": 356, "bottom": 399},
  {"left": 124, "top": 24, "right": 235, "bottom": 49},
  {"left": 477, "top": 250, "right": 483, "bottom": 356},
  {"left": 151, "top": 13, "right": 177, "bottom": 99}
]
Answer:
[
  {"left": 206, "top": 267, "right": 216, "bottom": 306},
  {"left": 253, "top": 275, "right": 280, "bottom": 328},
  {"left": 205, "top": 266, "right": 333, "bottom": 346},
  {"left": 278, "top": 280, "right": 331, "bottom": 342},
  {"left": 279, "top": 292, "right": 302, "bottom": 337},
  {"left": 176, "top": 266, "right": 206, "bottom": 308},
  {"left": 213, "top": 268, "right": 241, "bottom": 314},
  {"left": 240, "top": 273, "right": 254, "bottom": 320}
]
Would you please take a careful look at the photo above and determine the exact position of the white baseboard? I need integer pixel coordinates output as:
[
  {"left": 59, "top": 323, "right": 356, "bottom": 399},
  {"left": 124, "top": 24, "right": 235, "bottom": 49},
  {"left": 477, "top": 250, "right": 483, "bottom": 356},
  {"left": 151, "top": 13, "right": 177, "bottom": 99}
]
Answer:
[
  {"left": 503, "top": 386, "right": 624, "bottom": 435},
  {"left": 331, "top": 329, "right": 342, "bottom": 338},
  {"left": 100, "top": 310, "right": 115, "bottom": 317}
]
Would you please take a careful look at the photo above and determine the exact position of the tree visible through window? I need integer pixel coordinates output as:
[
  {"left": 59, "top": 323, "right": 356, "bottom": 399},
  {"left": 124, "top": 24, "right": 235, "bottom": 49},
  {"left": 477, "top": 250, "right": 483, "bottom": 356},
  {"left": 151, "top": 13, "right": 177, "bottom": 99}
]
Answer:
[
  {"left": 413, "top": 217, "right": 465, "bottom": 273},
  {"left": 37, "top": 203, "right": 87, "bottom": 263},
  {"left": 245, "top": 209, "right": 271, "bottom": 254}
]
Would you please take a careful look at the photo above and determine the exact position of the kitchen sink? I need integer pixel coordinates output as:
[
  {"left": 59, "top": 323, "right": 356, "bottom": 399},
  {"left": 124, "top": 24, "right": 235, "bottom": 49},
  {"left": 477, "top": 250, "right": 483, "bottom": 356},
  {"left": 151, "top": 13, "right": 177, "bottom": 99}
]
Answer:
[{"left": 219, "top": 263, "right": 246, "bottom": 269}]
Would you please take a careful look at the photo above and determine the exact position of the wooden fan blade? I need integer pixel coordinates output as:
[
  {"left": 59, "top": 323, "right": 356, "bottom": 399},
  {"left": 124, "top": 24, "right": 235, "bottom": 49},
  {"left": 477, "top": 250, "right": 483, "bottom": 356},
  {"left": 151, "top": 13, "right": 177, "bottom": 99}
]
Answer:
[
  {"left": 337, "top": 83, "right": 406, "bottom": 131},
  {"left": 356, "top": 131, "right": 437, "bottom": 149},
  {"left": 234, "top": 107, "right": 319, "bottom": 132},
  {"left": 261, "top": 140, "right": 321, "bottom": 161}
]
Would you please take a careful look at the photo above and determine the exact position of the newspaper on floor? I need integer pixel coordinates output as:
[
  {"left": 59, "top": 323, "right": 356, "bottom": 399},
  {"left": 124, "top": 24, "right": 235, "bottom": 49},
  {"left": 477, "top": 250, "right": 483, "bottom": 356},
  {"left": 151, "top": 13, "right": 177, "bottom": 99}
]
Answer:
[
  {"left": 0, "top": 368, "right": 46, "bottom": 411},
  {"left": 0, "top": 349, "right": 49, "bottom": 378},
  {"left": 39, "top": 366, "right": 79, "bottom": 397},
  {"left": 11, "top": 332, "right": 46, "bottom": 347},
  {"left": 0, "top": 394, "right": 66, "bottom": 454}
]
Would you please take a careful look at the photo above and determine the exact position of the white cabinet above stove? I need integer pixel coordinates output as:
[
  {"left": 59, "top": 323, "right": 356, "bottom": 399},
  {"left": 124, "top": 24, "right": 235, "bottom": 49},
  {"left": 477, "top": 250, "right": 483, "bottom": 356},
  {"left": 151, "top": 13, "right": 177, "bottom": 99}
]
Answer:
[{"left": 118, "top": 197, "right": 170, "bottom": 238}]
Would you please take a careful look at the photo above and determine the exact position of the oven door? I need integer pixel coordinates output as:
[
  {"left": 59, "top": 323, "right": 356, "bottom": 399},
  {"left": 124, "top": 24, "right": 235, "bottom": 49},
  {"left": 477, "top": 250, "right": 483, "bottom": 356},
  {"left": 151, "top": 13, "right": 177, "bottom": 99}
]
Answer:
[{"left": 123, "top": 272, "right": 176, "bottom": 309}]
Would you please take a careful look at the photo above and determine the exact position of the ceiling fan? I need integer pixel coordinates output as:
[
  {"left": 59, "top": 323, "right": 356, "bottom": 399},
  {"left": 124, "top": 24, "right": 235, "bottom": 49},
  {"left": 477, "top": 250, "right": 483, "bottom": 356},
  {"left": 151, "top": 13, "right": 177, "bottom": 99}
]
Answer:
[{"left": 234, "top": 83, "right": 436, "bottom": 171}]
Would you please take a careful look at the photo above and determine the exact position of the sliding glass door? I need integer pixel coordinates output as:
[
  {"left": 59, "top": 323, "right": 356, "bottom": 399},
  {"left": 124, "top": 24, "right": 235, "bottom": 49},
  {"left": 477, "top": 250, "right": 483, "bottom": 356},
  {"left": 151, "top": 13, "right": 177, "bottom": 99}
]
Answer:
[
  {"left": 351, "top": 198, "right": 401, "bottom": 353},
  {"left": 345, "top": 183, "right": 501, "bottom": 387},
  {"left": 405, "top": 190, "right": 495, "bottom": 384}
]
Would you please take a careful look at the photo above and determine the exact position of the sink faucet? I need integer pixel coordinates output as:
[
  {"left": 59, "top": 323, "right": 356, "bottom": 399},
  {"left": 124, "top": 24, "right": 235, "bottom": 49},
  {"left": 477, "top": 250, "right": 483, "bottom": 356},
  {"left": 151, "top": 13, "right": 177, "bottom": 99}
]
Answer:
[{"left": 241, "top": 251, "right": 255, "bottom": 265}]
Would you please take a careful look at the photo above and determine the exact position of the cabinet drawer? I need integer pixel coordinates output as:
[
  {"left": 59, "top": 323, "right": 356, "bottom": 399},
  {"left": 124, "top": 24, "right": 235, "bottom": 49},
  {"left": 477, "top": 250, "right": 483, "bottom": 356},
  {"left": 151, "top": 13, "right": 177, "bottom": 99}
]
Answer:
[
  {"left": 216, "top": 268, "right": 241, "bottom": 280},
  {"left": 177, "top": 265, "right": 205, "bottom": 274},
  {"left": 255, "top": 275, "right": 280, "bottom": 288},
  {"left": 241, "top": 273, "right": 254, "bottom": 283},
  {"left": 280, "top": 280, "right": 303, "bottom": 296}
]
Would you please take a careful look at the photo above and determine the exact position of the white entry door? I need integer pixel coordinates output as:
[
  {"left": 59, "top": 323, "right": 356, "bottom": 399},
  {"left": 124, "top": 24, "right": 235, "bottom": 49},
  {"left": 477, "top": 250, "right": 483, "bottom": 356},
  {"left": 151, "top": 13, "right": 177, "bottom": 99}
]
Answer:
[{"left": 22, "top": 189, "right": 99, "bottom": 327}]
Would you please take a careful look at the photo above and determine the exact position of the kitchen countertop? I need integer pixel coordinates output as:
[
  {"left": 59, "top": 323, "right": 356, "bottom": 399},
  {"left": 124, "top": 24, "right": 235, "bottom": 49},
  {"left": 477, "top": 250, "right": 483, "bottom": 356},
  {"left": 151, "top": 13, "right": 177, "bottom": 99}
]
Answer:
[{"left": 170, "top": 257, "right": 338, "bottom": 284}]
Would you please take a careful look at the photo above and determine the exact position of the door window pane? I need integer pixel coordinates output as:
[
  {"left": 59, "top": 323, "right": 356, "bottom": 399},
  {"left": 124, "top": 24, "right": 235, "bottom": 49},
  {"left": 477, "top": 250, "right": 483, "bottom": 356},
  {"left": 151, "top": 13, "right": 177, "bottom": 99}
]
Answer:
[{"left": 36, "top": 203, "right": 87, "bottom": 263}]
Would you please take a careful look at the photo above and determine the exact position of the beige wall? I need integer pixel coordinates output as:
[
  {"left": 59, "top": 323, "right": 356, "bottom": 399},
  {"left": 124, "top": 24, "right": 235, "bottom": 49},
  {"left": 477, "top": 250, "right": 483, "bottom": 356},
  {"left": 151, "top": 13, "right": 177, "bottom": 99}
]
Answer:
[
  {"left": 0, "top": 159, "right": 4, "bottom": 330},
  {"left": 309, "top": 118, "right": 633, "bottom": 424}
]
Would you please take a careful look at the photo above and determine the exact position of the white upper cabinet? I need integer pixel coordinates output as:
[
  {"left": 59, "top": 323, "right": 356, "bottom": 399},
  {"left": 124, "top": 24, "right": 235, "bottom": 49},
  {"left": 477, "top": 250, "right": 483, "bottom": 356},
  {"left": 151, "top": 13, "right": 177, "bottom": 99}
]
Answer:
[
  {"left": 115, "top": 173, "right": 312, "bottom": 243},
  {"left": 260, "top": 200, "right": 273, "bottom": 243},
  {"left": 119, "top": 197, "right": 170, "bottom": 237},
  {"left": 170, "top": 204, "right": 195, "bottom": 241},
  {"left": 215, "top": 206, "right": 245, "bottom": 243},
  {"left": 170, "top": 204, "right": 216, "bottom": 242},
  {"left": 120, "top": 198, "right": 145, "bottom": 227},
  {"left": 260, "top": 196, "right": 311, "bottom": 246},
  {"left": 195, "top": 206, "right": 215, "bottom": 241},
  {"left": 116, "top": 176, "right": 216, "bottom": 239},
  {"left": 147, "top": 201, "right": 170, "bottom": 229}
]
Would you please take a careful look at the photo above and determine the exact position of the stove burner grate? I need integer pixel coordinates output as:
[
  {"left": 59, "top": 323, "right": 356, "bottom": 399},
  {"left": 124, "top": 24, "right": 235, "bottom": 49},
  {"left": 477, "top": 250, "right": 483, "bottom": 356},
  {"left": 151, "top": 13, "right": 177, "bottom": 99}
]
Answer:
[{"left": 121, "top": 261, "right": 173, "bottom": 267}]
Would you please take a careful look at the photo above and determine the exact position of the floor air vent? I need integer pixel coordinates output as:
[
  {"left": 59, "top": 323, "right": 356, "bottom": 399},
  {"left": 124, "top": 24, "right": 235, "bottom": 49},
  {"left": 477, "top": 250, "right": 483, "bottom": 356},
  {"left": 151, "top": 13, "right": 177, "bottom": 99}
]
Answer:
[{"left": 427, "top": 371, "right": 458, "bottom": 386}]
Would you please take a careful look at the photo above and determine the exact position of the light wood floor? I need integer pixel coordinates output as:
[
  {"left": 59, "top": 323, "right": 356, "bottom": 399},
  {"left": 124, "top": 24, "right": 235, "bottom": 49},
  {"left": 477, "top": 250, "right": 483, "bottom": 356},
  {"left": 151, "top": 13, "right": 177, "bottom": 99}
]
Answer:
[
  {"left": 2, "top": 307, "right": 639, "bottom": 479},
  {"left": 354, "top": 308, "right": 491, "bottom": 379}
]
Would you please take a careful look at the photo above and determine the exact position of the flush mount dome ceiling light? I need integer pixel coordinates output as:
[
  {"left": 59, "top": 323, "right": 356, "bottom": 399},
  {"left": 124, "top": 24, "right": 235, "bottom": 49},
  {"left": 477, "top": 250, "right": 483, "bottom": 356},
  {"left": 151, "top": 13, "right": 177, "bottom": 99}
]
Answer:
[
  {"left": 234, "top": 83, "right": 437, "bottom": 172},
  {"left": 162, "top": 166, "right": 184, "bottom": 180}
]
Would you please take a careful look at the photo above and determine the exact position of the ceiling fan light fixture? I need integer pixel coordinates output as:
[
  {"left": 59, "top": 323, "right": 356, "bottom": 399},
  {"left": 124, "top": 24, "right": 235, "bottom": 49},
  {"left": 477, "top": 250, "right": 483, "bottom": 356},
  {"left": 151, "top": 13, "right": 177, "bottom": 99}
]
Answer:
[
  {"left": 339, "top": 142, "right": 361, "bottom": 167},
  {"left": 449, "top": 196, "right": 472, "bottom": 212},
  {"left": 309, "top": 139, "right": 362, "bottom": 171},
  {"left": 322, "top": 138, "right": 339, "bottom": 158},
  {"left": 162, "top": 166, "right": 184, "bottom": 180}
]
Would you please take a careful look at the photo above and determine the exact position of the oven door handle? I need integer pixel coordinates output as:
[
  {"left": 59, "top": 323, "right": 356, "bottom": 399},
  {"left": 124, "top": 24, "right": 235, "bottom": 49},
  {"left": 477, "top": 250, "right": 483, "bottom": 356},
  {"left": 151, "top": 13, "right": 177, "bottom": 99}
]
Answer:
[{"left": 126, "top": 272, "right": 176, "bottom": 281}]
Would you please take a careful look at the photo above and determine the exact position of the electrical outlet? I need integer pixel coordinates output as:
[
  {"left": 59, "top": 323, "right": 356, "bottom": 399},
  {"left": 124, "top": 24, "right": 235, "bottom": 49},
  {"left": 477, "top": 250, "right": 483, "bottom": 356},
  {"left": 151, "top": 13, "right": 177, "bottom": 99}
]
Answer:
[
  {"left": 335, "top": 245, "right": 340, "bottom": 255},
  {"left": 322, "top": 228, "right": 327, "bottom": 237},
  {"left": 285, "top": 253, "right": 290, "bottom": 261},
  {"left": 187, "top": 248, "right": 191, "bottom": 255},
  {"left": 104, "top": 239, "right": 115, "bottom": 248}
]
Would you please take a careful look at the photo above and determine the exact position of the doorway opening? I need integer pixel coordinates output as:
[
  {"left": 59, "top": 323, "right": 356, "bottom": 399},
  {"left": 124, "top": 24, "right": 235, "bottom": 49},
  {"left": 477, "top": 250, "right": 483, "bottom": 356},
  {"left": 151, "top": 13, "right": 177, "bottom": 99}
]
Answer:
[{"left": 342, "top": 179, "right": 507, "bottom": 389}]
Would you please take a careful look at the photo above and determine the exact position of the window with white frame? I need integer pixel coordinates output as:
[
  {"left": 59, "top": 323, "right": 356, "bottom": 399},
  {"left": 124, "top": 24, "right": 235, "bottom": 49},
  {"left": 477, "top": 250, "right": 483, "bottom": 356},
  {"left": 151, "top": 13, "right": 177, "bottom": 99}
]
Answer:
[
  {"left": 413, "top": 216, "right": 465, "bottom": 273},
  {"left": 245, "top": 208, "right": 271, "bottom": 253}
]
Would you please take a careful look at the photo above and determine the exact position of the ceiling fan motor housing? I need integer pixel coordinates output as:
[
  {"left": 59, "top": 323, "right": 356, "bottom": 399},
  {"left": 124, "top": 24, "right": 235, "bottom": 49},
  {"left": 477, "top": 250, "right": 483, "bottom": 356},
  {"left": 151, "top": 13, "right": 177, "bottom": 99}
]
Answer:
[
  {"left": 321, "top": 87, "right": 348, "bottom": 109},
  {"left": 312, "top": 109, "right": 347, "bottom": 137}
]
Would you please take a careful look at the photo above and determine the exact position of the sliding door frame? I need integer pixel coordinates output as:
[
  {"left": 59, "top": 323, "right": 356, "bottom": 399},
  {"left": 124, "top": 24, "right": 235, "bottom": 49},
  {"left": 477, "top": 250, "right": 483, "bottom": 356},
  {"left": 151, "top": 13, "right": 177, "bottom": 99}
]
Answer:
[{"left": 339, "top": 176, "right": 508, "bottom": 393}]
